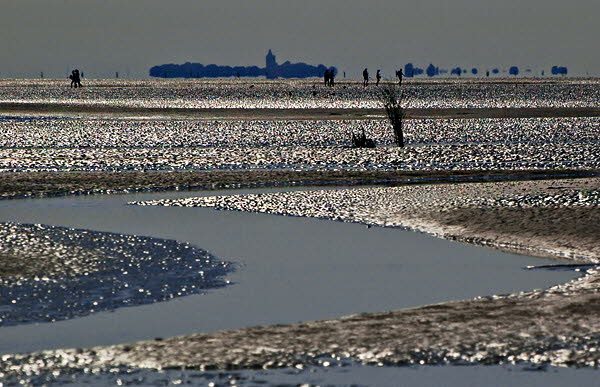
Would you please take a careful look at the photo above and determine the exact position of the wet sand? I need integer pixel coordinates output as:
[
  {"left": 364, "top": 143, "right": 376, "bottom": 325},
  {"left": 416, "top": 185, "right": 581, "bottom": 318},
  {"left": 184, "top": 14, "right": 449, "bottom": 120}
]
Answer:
[
  {"left": 0, "top": 169, "right": 598, "bottom": 201},
  {"left": 4, "top": 103, "right": 600, "bottom": 120}
]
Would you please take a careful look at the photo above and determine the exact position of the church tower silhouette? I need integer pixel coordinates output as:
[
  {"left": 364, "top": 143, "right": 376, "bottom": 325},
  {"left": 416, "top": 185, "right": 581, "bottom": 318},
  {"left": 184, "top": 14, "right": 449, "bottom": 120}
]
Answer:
[{"left": 265, "top": 49, "right": 279, "bottom": 79}]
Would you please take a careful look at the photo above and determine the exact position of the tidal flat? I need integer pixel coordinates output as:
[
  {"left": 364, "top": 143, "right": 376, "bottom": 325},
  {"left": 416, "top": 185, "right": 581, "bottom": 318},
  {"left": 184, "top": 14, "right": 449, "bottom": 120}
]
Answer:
[
  {"left": 1, "top": 114, "right": 600, "bottom": 173},
  {"left": 0, "top": 79, "right": 598, "bottom": 385},
  {"left": 2, "top": 78, "right": 600, "bottom": 109}
]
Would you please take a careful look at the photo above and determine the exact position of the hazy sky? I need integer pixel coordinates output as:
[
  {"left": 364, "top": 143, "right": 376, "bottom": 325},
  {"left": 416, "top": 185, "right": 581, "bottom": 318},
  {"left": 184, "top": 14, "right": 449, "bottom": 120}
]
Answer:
[{"left": 1, "top": 0, "right": 598, "bottom": 78}]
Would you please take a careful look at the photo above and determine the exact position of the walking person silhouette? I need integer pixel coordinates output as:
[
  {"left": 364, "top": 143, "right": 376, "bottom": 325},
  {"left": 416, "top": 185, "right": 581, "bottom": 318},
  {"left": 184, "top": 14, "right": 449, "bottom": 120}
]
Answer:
[
  {"left": 363, "top": 68, "right": 369, "bottom": 86},
  {"left": 74, "top": 70, "right": 82, "bottom": 88},
  {"left": 69, "top": 69, "right": 82, "bottom": 88},
  {"left": 396, "top": 69, "right": 403, "bottom": 85},
  {"left": 376, "top": 70, "right": 382, "bottom": 86}
]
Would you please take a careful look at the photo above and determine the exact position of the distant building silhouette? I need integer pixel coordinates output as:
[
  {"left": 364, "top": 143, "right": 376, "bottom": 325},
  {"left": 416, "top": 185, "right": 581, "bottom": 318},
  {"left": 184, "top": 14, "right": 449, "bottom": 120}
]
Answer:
[
  {"left": 265, "top": 49, "right": 278, "bottom": 79},
  {"left": 150, "top": 50, "right": 336, "bottom": 79}
]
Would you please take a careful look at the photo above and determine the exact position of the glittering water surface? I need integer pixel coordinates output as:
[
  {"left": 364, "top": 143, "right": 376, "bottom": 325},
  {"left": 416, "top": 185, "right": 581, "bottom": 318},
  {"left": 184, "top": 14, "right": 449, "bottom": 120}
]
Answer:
[
  {"left": 3, "top": 362, "right": 599, "bottom": 387},
  {"left": 2, "top": 78, "right": 600, "bottom": 108},
  {"left": 0, "top": 223, "right": 233, "bottom": 327},
  {"left": 0, "top": 115, "right": 599, "bottom": 172},
  {"left": 2, "top": 117, "right": 600, "bottom": 148},
  {"left": 1, "top": 79, "right": 599, "bottom": 173}
]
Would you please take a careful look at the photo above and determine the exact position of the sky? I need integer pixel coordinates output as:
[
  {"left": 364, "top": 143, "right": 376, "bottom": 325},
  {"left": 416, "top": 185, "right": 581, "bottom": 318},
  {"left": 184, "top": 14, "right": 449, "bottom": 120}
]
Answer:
[{"left": 1, "top": 0, "right": 598, "bottom": 78}]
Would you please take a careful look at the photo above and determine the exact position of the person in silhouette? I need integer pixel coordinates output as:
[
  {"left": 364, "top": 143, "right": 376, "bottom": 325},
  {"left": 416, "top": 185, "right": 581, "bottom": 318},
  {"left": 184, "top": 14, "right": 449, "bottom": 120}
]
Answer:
[
  {"left": 329, "top": 69, "right": 335, "bottom": 86},
  {"left": 69, "top": 70, "right": 82, "bottom": 88},
  {"left": 363, "top": 68, "right": 369, "bottom": 86},
  {"left": 396, "top": 69, "right": 403, "bottom": 85},
  {"left": 376, "top": 70, "right": 382, "bottom": 86},
  {"left": 324, "top": 69, "right": 330, "bottom": 86},
  {"left": 74, "top": 69, "right": 82, "bottom": 88}
]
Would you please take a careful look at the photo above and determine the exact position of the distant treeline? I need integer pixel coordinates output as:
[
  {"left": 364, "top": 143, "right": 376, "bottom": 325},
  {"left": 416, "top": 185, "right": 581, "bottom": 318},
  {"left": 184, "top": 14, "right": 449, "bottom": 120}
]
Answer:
[
  {"left": 151, "top": 50, "right": 338, "bottom": 79},
  {"left": 150, "top": 63, "right": 265, "bottom": 78},
  {"left": 404, "top": 63, "right": 568, "bottom": 77},
  {"left": 149, "top": 51, "right": 567, "bottom": 79},
  {"left": 149, "top": 61, "right": 336, "bottom": 79}
]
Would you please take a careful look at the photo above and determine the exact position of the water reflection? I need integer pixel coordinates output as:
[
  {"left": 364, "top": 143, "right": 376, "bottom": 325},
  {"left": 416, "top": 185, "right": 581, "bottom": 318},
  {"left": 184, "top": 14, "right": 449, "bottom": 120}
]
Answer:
[{"left": 0, "top": 223, "right": 233, "bottom": 327}]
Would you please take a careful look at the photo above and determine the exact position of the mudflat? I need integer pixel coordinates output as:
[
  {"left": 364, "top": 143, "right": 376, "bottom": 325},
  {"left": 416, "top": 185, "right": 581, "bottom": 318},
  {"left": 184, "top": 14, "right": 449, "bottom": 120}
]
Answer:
[
  {"left": 3, "top": 102, "right": 600, "bottom": 120},
  {"left": 1, "top": 79, "right": 599, "bottom": 381},
  {"left": 0, "top": 169, "right": 598, "bottom": 200}
]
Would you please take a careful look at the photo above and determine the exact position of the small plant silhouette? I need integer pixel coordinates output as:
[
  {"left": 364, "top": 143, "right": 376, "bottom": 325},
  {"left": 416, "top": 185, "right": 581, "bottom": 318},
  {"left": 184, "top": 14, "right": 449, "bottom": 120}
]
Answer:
[{"left": 351, "top": 129, "right": 375, "bottom": 148}]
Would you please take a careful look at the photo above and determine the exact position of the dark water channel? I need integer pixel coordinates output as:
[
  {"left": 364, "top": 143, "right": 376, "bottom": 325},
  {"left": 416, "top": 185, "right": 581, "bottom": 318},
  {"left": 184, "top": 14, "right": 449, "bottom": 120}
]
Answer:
[{"left": 0, "top": 187, "right": 576, "bottom": 355}]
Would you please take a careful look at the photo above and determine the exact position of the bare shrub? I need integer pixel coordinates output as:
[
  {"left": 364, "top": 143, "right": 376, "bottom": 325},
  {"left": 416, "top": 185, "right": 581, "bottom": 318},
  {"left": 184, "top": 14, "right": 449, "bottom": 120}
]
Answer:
[{"left": 381, "top": 85, "right": 405, "bottom": 147}]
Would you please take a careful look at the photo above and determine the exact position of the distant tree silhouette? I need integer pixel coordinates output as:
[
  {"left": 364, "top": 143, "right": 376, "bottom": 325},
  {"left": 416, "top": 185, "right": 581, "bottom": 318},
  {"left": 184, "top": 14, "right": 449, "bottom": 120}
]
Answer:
[
  {"left": 426, "top": 64, "right": 439, "bottom": 77},
  {"left": 551, "top": 66, "right": 568, "bottom": 76}
]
